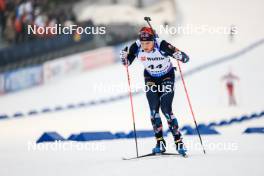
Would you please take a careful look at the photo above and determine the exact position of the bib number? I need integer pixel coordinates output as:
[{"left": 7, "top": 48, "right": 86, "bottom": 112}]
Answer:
[{"left": 148, "top": 64, "right": 163, "bottom": 70}]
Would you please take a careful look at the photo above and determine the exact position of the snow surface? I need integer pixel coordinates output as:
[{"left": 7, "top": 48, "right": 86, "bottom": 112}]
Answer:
[
  {"left": 0, "top": 127, "right": 264, "bottom": 176},
  {"left": 0, "top": 0, "right": 264, "bottom": 175}
]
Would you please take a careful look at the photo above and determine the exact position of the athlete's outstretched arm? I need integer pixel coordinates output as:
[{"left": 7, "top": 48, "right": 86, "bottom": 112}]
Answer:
[{"left": 160, "top": 40, "right": 190, "bottom": 63}]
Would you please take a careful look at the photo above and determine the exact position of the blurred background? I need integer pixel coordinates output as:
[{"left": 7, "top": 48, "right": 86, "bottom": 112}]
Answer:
[
  {"left": 0, "top": 0, "right": 264, "bottom": 175},
  {"left": 0, "top": 0, "right": 263, "bottom": 146}
]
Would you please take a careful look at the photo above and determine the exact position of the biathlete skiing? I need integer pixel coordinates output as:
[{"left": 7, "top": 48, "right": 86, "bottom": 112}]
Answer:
[{"left": 120, "top": 24, "right": 190, "bottom": 157}]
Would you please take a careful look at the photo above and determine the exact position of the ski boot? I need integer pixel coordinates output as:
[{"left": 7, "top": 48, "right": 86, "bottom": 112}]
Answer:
[
  {"left": 175, "top": 139, "right": 187, "bottom": 157},
  {"left": 152, "top": 137, "right": 166, "bottom": 154}
]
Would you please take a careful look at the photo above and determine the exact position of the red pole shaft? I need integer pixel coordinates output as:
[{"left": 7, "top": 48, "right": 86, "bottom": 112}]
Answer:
[
  {"left": 176, "top": 60, "right": 206, "bottom": 154},
  {"left": 125, "top": 60, "right": 139, "bottom": 157}
]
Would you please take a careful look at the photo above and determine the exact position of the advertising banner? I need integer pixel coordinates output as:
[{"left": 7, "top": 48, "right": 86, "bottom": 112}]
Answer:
[
  {"left": 82, "top": 47, "right": 115, "bottom": 70},
  {"left": 0, "top": 74, "right": 4, "bottom": 95},
  {"left": 43, "top": 55, "right": 83, "bottom": 83},
  {"left": 4, "top": 66, "right": 43, "bottom": 93}
]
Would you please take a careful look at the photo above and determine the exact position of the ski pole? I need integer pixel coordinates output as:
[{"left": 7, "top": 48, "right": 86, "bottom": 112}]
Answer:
[
  {"left": 144, "top": 17, "right": 158, "bottom": 38},
  {"left": 176, "top": 60, "right": 206, "bottom": 154},
  {"left": 123, "top": 47, "right": 139, "bottom": 157}
]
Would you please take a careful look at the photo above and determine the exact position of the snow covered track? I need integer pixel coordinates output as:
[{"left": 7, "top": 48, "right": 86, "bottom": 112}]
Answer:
[
  {"left": 0, "top": 0, "right": 264, "bottom": 175},
  {"left": 0, "top": 133, "right": 264, "bottom": 176}
]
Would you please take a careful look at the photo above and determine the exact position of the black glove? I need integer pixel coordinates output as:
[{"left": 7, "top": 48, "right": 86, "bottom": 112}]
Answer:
[
  {"left": 173, "top": 51, "right": 189, "bottom": 63},
  {"left": 120, "top": 46, "right": 129, "bottom": 65}
]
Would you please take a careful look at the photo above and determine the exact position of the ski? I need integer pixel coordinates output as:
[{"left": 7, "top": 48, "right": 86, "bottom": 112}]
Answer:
[
  {"left": 122, "top": 152, "right": 186, "bottom": 160},
  {"left": 163, "top": 152, "right": 188, "bottom": 158},
  {"left": 122, "top": 153, "right": 156, "bottom": 160}
]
